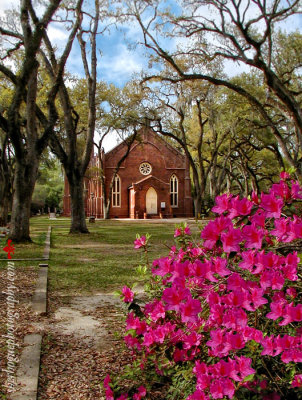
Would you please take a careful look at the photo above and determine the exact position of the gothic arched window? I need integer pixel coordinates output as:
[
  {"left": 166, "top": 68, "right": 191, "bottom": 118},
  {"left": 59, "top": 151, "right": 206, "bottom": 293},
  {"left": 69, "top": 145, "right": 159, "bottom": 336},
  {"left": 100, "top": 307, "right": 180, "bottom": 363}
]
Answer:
[
  {"left": 112, "top": 175, "right": 121, "bottom": 207},
  {"left": 170, "top": 174, "right": 178, "bottom": 207}
]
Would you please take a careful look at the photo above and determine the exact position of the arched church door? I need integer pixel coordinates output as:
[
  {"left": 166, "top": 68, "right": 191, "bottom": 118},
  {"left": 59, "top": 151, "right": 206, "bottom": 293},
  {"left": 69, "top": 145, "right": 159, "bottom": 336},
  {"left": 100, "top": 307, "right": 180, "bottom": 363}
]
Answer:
[{"left": 146, "top": 187, "right": 157, "bottom": 214}]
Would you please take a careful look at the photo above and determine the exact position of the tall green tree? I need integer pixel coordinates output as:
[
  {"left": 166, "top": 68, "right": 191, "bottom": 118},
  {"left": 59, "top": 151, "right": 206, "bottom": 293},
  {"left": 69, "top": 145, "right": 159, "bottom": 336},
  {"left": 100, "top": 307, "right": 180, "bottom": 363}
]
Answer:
[
  {"left": 42, "top": 0, "right": 100, "bottom": 233},
  {"left": 0, "top": 0, "right": 82, "bottom": 241},
  {"left": 125, "top": 0, "right": 302, "bottom": 181}
]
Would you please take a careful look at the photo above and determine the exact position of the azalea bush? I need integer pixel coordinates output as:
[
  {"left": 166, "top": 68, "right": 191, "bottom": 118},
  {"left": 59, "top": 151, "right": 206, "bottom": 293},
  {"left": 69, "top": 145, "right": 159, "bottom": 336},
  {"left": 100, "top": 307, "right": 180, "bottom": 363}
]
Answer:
[{"left": 104, "top": 172, "right": 302, "bottom": 400}]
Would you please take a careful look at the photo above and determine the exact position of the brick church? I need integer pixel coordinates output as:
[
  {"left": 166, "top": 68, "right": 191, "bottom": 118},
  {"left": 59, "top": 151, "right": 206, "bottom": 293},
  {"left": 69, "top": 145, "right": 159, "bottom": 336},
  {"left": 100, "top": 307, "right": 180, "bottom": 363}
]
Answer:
[{"left": 63, "top": 127, "right": 193, "bottom": 219}]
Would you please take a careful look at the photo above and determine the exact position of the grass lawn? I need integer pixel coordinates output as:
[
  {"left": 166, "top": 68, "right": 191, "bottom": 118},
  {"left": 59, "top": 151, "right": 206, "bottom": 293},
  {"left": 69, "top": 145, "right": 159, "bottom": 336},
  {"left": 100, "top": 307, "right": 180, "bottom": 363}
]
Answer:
[{"left": 1, "top": 216, "right": 202, "bottom": 294}]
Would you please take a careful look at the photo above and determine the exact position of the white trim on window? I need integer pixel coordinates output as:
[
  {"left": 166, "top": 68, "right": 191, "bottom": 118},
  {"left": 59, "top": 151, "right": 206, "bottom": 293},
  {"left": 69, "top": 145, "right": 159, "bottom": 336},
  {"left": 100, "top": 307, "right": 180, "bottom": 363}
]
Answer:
[
  {"left": 112, "top": 175, "right": 121, "bottom": 207},
  {"left": 170, "top": 174, "right": 178, "bottom": 207}
]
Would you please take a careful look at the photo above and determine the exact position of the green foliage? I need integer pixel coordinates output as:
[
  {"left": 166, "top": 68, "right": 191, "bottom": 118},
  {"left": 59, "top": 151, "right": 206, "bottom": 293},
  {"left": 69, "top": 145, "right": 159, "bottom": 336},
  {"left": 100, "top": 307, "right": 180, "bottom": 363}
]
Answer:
[{"left": 32, "top": 157, "right": 64, "bottom": 212}]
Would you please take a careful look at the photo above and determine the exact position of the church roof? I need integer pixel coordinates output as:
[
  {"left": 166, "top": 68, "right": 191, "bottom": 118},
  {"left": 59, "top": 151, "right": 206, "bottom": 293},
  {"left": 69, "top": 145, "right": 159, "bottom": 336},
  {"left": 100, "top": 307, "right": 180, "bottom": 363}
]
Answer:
[
  {"left": 128, "top": 175, "right": 170, "bottom": 189},
  {"left": 105, "top": 126, "right": 185, "bottom": 159}
]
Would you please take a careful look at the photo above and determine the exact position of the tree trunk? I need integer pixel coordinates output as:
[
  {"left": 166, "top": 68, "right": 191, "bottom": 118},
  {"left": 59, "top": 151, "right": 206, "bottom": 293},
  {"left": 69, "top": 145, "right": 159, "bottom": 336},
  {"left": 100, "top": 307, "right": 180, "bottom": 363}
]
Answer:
[
  {"left": 68, "top": 174, "right": 89, "bottom": 233},
  {"left": 0, "top": 195, "right": 10, "bottom": 226},
  {"left": 103, "top": 202, "right": 110, "bottom": 219},
  {"left": 9, "top": 160, "right": 38, "bottom": 242},
  {"left": 193, "top": 195, "right": 202, "bottom": 218}
]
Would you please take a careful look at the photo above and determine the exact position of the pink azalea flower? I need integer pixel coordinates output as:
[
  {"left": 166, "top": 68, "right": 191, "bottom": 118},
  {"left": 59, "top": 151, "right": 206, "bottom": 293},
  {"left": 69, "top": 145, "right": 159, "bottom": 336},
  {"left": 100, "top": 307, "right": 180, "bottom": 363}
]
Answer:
[
  {"left": 280, "top": 171, "right": 290, "bottom": 180},
  {"left": 153, "top": 326, "right": 166, "bottom": 343},
  {"left": 266, "top": 301, "right": 285, "bottom": 321},
  {"left": 270, "top": 218, "right": 294, "bottom": 242},
  {"left": 243, "top": 286, "right": 268, "bottom": 311},
  {"left": 193, "top": 360, "right": 208, "bottom": 377},
  {"left": 190, "top": 247, "right": 205, "bottom": 258},
  {"left": 124, "top": 334, "right": 141, "bottom": 350},
  {"left": 187, "top": 389, "right": 209, "bottom": 400},
  {"left": 210, "top": 379, "right": 225, "bottom": 399},
  {"left": 229, "top": 196, "right": 253, "bottom": 219},
  {"left": 293, "top": 220, "right": 302, "bottom": 238},
  {"left": 221, "top": 227, "right": 242, "bottom": 253},
  {"left": 235, "top": 356, "right": 255, "bottom": 379},
  {"left": 279, "top": 303, "right": 294, "bottom": 326},
  {"left": 126, "top": 312, "right": 145, "bottom": 334},
  {"left": 152, "top": 257, "right": 173, "bottom": 277},
  {"left": 260, "top": 270, "right": 285, "bottom": 290},
  {"left": 201, "top": 216, "right": 232, "bottom": 249},
  {"left": 180, "top": 297, "right": 202, "bottom": 323},
  {"left": 227, "top": 332, "right": 246, "bottom": 350},
  {"left": 212, "top": 257, "right": 231, "bottom": 276},
  {"left": 289, "top": 303, "right": 302, "bottom": 322},
  {"left": 223, "top": 308, "right": 248, "bottom": 330},
  {"left": 291, "top": 374, "right": 302, "bottom": 388},
  {"left": 142, "top": 330, "right": 155, "bottom": 347},
  {"left": 260, "top": 193, "right": 283, "bottom": 218},
  {"left": 291, "top": 181, "right": 302, "bottom": 199},
  {"left": 206, "top": 329, "right": 231, "bottom": 357},
  {"left": 242, "top": 224, "right": 264, "bottom": 249},
  {"left": 117, "top": 394, "right": 128, "bottom": 400},
  {"left": 134, "top": 235, "right": 146, "bottom": 249},
  {"left": 184, "top": 226, "right": 192, "bottom": 235},
  {"left": 162, "top": 286, "right": 190, "bottom": 312},
  {"left": 271, "top": 180, "right": 291, "bottom": 200},
  {"left": 255, "top": 251, "right": 281, "bottom": 274},
  {"left": 227, "top": 273, "right": 247, "bottom": 291},
  {"left": 174, "top": 228, "right": 182, "bottom": 237},
  {"left": 210, "top": 378, "right": 235, "bottom": 399},
  {"left": 133, "top": 386, "right": 147, "bottom": 400},
  {"left": 281, "top": 349, "right": 302, "bottom": 363},
  {"left": 261, "top": 336, "right": 275, "bottom": 356},
  {"left": 271, "top": 271, "right": 285, "bottom": 290},
  {"left": 146, "top": 300, "right": 166, "bottom": 321},
  {"left": 241, "top": 326, "right": 263, "bottom": 343},
  {"left": 239, "top": 250, "right": 255, "bottom": 271},
  {"left": 103, "top": 374, "right": 111, "bottom": 388},
  {"left": 251, "top": 191, "right": 259, "bottom": 204},
  {"left": 251, "top": 211, "right": 266, "bottom": 229},
  {"left": 105, "top": 388, "right": 114, "bottom": 400},
  {"left": 212, "top": 193, "right": 232, "bottom": 214},
  {"left": 286, "top": 287, "right": 297, "bottom": 298},
  {"left": 225, "top": 290, "right": 247, "bottom": 308},
  {"left": 183, "top": 331, "right": 202, "bottom": 349},
  {"left": 121, "top": 286, "right": 134, "bottom": 303}
]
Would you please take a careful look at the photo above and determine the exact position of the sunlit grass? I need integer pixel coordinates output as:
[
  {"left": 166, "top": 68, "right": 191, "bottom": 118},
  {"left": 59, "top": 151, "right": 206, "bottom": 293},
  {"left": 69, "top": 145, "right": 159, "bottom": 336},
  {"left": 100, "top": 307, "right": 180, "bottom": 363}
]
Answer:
[{"left": 0, "top": 216, "right": 201, "bottom": 293}]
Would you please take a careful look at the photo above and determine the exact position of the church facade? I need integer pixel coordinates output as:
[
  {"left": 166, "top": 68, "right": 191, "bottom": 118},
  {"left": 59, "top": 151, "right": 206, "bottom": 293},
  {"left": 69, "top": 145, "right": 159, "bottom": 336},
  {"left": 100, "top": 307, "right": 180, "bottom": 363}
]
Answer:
[{"left": 63, "top": 127, "right": 193, "bottom": 219}]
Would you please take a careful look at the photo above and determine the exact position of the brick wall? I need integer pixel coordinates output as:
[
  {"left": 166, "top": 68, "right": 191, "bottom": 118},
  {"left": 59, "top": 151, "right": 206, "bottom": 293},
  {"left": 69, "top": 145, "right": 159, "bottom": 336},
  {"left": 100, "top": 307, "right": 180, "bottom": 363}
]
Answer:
[{"left": 63, "top": 127, "right": 193, "bottom": 218}]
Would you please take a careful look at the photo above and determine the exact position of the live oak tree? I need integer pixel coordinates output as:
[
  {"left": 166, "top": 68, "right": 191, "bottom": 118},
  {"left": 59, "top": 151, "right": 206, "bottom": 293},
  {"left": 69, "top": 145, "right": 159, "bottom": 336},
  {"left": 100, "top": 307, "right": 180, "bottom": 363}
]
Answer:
[
  {"left": 41, "top": 0, "right": 100, "bottom": 233},
  {"left": 141, "top": 69, "right": 283, "bottom": 214},
  {"left": 125, "top": 0, "right": 302, "bottom": 181},
  {"left": 0, "top": 0, "right": 81, "bottom": 241},
  {"left": 0, "top": 76, "right": 15, "bottom": 226},
  {"left": 0, "top": 131, "right": 14, "bottom": 226}
]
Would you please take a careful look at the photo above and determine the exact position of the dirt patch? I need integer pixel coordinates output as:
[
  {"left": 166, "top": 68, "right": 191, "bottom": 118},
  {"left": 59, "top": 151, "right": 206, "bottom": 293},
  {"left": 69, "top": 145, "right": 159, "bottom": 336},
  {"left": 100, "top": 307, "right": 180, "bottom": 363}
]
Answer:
[
  {"left": 49, "top": 294, "right": 125, "bottom": 351},
  {"left": 38, "top": 293, "right": 129, "bottom": 399}
]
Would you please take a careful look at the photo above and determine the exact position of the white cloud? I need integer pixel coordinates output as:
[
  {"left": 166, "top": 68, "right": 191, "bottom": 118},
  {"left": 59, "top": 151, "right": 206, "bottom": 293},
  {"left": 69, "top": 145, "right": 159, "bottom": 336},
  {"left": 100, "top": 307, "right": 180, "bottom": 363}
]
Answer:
[
  {"left": 0, "top": 0, "right": 15, "bottom": 17},
  {"left": 99, "top": 43, "right": 145, "bottom": 85},
  {"left": 47, "top": 24, "right": 69, "bottom": 43}
]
